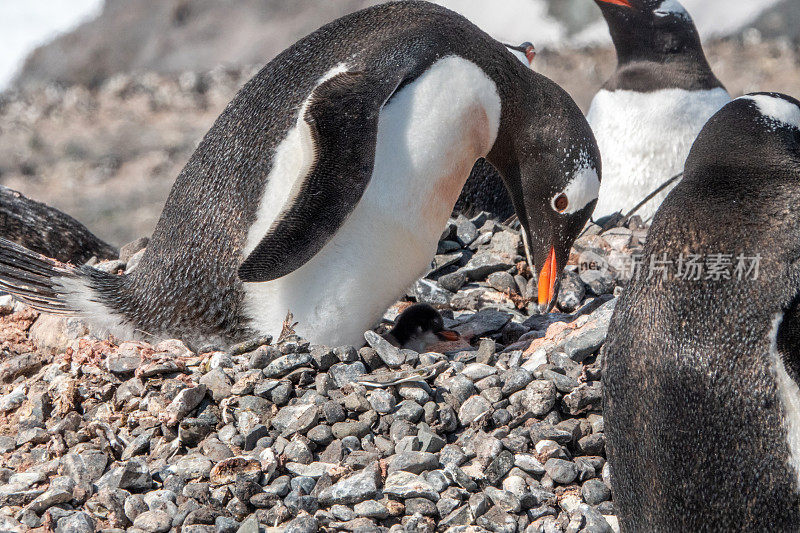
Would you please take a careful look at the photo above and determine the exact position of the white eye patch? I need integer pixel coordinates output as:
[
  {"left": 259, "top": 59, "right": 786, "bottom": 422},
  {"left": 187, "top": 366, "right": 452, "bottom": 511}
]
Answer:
[
  {"left": 740, "top": 94, "right": 800, "bottom": 131},
  {"left": 654, "top": 0, "right": 691, "bottom": 20},
  {"left": 552, "top": 165, "right": 601, "bottom": 215}
]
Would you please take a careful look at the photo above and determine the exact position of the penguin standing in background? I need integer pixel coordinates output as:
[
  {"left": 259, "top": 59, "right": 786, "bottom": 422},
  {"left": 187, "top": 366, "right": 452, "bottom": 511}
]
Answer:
[
  {"left": 589, "top": 0, "right": 730, "bottom": 220},
  {"left": 0, "top": 1, "right": 600, "bottom": 348},
  {"left": 604, "top": 93, "right": 800, "bottom": 530}
]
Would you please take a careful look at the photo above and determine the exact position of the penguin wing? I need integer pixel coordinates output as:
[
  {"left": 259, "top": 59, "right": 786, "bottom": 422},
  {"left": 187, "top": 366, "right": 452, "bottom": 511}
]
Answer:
[{"left": 238, "top": 69, "right": 408, "bottom": 282}]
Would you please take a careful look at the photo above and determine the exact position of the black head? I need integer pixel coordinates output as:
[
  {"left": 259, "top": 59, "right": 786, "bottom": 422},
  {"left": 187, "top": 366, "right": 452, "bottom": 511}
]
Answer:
[
  {"left": 686, "top": 93, "right": 800, "bottom": 178},
  {"left": 488, "top": 76, "right": 602, "bottom": 312},
  {"left": 388, "top": 303, "right": 458, "bottom": 346},
  {"left": 652, "top": 92, "right": 800, "bottom": 290},
  {"left": 595, "top": 0, "right": 704, "bottom": 64}
]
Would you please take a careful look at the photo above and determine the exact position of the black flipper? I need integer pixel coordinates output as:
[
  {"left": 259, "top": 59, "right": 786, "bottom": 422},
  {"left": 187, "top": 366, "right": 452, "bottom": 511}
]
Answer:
[
  {"left": 777, "top": 293, "right": 800, "bottom": 383},
  {"left": 238, "top": 68, "right": 408, "bottom": 282}
]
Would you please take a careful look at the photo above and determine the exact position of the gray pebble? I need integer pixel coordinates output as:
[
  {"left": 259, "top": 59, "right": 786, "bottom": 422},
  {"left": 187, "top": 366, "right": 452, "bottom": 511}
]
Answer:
[{"left": 544, "top": 458, "right": 578, "bottom": 485}]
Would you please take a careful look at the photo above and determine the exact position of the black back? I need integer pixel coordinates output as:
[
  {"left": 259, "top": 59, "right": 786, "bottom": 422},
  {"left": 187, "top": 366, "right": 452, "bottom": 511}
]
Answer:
[
  {"left": 0, "top": 186, "right": 117, "bottom": 264},
  {"left": 595, "top": 0, "right": 724, "bottom": 92},
  {"left": 603, "top": 93, "right": 800, "bottom": 531}
]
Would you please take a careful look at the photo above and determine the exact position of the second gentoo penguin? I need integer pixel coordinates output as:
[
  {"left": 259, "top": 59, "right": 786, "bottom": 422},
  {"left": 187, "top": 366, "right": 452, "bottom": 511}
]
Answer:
[
  {"left": 588, "top": 0, "right": 730, "bottom": 220},
  {"left": 603, "top": 93, "right": 800, "bottom": 530},
  {"left": 0, "top": 1, "right": 600, "bottom": 348}
]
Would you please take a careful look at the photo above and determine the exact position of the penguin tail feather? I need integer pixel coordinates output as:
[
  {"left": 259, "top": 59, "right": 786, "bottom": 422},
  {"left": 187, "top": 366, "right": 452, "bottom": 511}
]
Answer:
[{"left": 0, "top": 236, "right": 89, "bottom": 315}]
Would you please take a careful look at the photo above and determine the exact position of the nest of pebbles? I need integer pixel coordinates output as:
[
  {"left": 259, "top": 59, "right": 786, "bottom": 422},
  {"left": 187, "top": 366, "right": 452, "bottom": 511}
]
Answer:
[{"left": 0, "top": 213, "right": 646, "bottom": 533}]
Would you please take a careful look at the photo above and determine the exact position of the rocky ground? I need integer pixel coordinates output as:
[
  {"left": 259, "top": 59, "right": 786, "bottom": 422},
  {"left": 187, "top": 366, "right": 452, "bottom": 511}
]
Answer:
[
  {"left": 1, "top": 37, "right": 798, "bottom": 246},
  {"left": 0, "top": 213, "right": 645, "bottom": 533}
]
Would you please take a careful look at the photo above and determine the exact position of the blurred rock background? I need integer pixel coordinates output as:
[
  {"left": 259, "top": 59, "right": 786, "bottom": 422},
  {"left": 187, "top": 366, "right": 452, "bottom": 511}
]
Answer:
[{"left": 1, "top": 0, "right": 798, "bottom": 246}]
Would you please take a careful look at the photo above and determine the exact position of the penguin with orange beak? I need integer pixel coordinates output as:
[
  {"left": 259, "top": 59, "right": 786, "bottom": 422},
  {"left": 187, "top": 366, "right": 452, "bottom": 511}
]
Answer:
[
  {"left": 0, "top": 1, "right": 599, "bottom": 347},
  {"left": 589, "top": 0, "right": 730, "bottom": 220}
]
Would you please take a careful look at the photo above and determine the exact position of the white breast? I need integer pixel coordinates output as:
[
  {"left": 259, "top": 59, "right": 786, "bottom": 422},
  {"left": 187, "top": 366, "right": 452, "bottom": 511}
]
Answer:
[
  {"left": 242, "top": 56, "right": 502, "bottom": 346},
  {"left": 588, "top": 87, "right": 730, "bottom": 220},
  {"left": 769, "top": 313, "right": 800, "bottom": 489}
]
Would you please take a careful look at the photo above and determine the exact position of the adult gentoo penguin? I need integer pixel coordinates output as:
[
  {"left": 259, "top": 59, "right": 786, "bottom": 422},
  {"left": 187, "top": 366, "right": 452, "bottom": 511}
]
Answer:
[
  {"left": 603, "top": 93, "right": 800, "bottom": 530},
  {"left": 588, "top": 0, "right": 730, "bottom": 220},
  {"left": 0, "top": 1, "right": 600, "bottom": 348}
]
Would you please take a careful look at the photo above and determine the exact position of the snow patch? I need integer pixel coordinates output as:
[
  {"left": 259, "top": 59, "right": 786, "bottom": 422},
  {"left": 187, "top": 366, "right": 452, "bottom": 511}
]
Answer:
[{"left": 0, "top": 0, "right": 103, "bottom": 90}]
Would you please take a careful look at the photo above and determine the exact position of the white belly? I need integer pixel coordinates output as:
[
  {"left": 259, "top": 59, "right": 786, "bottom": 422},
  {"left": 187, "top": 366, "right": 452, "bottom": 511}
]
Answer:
[
  {"left": 241, "top": 56, "right": 502, "bottom": 346},
  {"left": 770, "top": 313, "right": 800, "bottom": 489},
  {"left": 588, "top": 87, "right": 730, "bottom": 220}
]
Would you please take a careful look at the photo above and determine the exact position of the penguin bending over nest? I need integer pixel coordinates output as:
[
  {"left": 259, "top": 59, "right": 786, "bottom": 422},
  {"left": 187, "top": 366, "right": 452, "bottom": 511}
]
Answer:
[
  {"left": 455, "top": 41, "right": 537, "bottom": 221},
  {"left": 589, "top": 0, "right": 730, "bottom": 220},
  {"left": 604, "top": 92, "right": 800, "bottom": 531},
  {"left": 0, "top": 1, "right": 600, "bottom": 348}
]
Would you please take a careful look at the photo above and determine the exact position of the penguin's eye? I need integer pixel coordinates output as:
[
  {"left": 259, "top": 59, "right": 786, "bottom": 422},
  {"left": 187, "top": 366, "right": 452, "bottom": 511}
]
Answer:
[{"left": 553, "top": 193, "right": 569, "bottom": 213}]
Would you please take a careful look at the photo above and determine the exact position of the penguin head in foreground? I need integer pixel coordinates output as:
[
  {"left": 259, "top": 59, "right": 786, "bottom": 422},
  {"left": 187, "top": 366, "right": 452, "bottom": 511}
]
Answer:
[
  {"left": 684, "top": 92, "right": 800, "bottom": 206},
  {"left": 488, "top": 77, "right": 602, "bottom": 312},
  {"left": 654, "top": 92, "right": 800, "bottom": 287},
  {"left": 387, "top": 303, "right": 459, "bottom": 352},
  {"left": 594, "top": 0, "right": 703, "bottom": 61}
]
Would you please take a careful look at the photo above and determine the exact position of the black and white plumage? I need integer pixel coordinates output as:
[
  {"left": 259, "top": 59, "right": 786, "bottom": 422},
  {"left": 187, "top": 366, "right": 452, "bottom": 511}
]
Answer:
[
  {"left": 454, "top": 42, "right": 537, "bottom": 221},
  {"left": 604, "top": 93, "right": 800, "bottom": 531},
  {"left": 589, "top": 0, "right": 730, "bottom": 220},
  {"left": 0, "top": 1, "right": 600, "bottom": 347}
]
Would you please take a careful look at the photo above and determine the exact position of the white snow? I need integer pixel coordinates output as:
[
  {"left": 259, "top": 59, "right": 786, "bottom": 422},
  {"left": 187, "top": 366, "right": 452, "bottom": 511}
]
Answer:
[
  {"left": 0, "top": 0, "right": 103, "bottom": 90},
  {"left": 437, "top": 0, "right": 783, "bottom": 46},
  {"left": 564, "top": 0, "right": 783, "bottom": 45},
  {"left": 681, "top": 0, "right": 783, "bottom": 39},
  {"left": 434, "top": 0, "right": 566, "bottom": 45}
]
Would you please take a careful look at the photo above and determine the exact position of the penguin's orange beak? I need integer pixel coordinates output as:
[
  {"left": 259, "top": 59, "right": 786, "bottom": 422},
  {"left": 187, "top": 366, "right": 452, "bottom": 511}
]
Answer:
[
  {"left": 538, "top": 247, "right": 558, "bottom": 310},
  {"left": 597, "top": 0, "right": 633, "bottom": 6}
]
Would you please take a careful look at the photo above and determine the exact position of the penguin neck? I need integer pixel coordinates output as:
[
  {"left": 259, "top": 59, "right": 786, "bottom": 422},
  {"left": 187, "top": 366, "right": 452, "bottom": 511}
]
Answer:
[
  {"left": 616, "top": 42, "right": 707, "bottom": 67},
  {"left": 486, "top": 70, "right": 574, "bottom": 213},
  {"left": 604, "top": 19, "right": 724, "bottom": 92},
  {"left": 607, "top": 48, "right": 723, "bottom": 92}
]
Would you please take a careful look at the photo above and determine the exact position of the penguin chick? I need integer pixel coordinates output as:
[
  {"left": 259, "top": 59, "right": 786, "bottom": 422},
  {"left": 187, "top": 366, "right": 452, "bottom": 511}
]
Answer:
[{"left": 386, "top": 303, "right": 460, "bottom": 353}]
